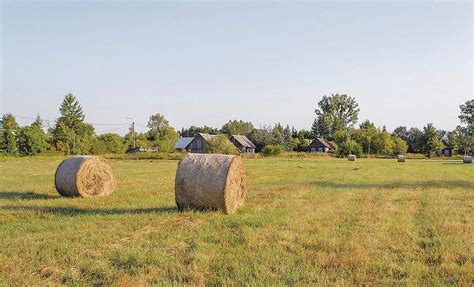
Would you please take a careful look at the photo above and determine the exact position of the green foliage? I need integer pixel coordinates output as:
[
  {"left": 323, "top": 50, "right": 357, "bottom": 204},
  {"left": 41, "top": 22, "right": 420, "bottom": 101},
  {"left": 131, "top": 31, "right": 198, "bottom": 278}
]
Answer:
[
  {"left": 145, "top": 114, "right": 179, "bottom": 152},
  {"left": 354, "top": 120, "right": 378, "bottom": 155},
  {"left": 93, "top": 133, "right": 125, "bottom": 154},
  {"left": 311, "top": 94, "right": 360, "bottom": 140},
  {"left": 293, "top": 131, "right": 309, "bottom": 152},
  {"left": 51, "top": 94, "right": 95, "bottom": 154},
  {"left": 262, "top": 144, "right": 283, "bottom": 157},
  {"left": 406, "top": 128, "right": 424, "bottom": 153},
  {"left": 392, "top": 126, "right": 409, "bottom": 141},
  {"left": 335, "top": 139, "right": 362, "bottom": 157},
  {"left": 271, "top": 123, "right": 293, "bottom": 151},
  {"left": 221, "top": 120, "right": 254, "bottom": 136},
  {"left": 17, "top": 118, "right": 48, "bottom": 156},
  {"left": 459, "top": 99, "right": 473, "bottom": 135},
  {"left": 205, "top": 134, "right": 238, "bottom": 155},
  {"left": 372, "top": 128, "right": 394, "bottom": 155},
  {"left": 422, "top": 123, "right": 443, "bottom": 158},
  {"left": 392, "top": 136, "right": 408, "bottom": 156},
  {"left": 180, "top": 125, "right": 218, "bottom": 137},
  {"left": 247, "top": 128, "right": 273, "bottom": 152},
  {"left": 1, "top": 113, "right": 19, "bottom": 155}
]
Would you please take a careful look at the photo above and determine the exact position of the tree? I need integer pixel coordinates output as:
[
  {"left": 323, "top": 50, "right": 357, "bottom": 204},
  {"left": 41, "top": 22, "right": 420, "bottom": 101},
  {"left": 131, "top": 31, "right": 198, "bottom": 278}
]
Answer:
[
  {"left": 422, "top": 123, "right": 443, "bottom": 158},
  {"left": 357, "top": 120, "right": 377, "bottom": 156},
  {"left": 93, "top": 133, "right": 125, "bottom": 154},
  {"left": 392, "top": 136, "right": 408, "bottom": 156},
  {"left": 1, "top": 113, "right": 19, "bottom": 155},
  {"left": 246, "top": 127, "right": 273, "bottom": 152},
  {"left": 392, "top": 126, "right": 409, "bottom": 141},
  {"left": 271, "top": 123, "right": 293, "bottom": 151},
  {"left": 406, "top": 128, "right": 424, "bottom": 153},
  {"left": 458, "top": 100, "right": 473, "bottom": 155},
  {"left": 180, "top": 125, "right": 218, "bottom": 137},
  {"left": 17, "top": 116, "right": 48, "bottom": 155},
  {"left": 372, "top": 127, "right": 394, "bottom": 155},
  {"left": 221, "top": 120, "right": 254, "bottom": 136},
  {"left": 311, "top": 94, "right": 360, "bottom": 140},
  {"left": 293, "top": 131, "right": 309, "bottom": 152},
  {"left": 52, "top": 94, "right": 95, "bottom": 154},
  {"left": 147, "top": 114, "right": 169, "bottom": 141},
  {"left": 459, "top": 99, "right": 473, "bottom": 134},
  {"left": 455, "top": 125, "right": 472, "bottom": 155},
  {"left": 146, "top": 114, "right": 179, "bottom": 152},
  {"left": 205, "top": 134, "right": 238, "bottom": 155}
]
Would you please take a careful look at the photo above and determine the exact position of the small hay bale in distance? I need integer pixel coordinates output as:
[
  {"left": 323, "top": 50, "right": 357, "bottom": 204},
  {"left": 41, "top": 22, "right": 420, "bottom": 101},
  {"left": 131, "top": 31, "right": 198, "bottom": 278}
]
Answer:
[
  {"left": 348, "top": 154, "right": 356, "bottom": 161},
  {"left": 463, "top": 156, "right": 472, "bottom": 164},
  {"left": 175, "top": 153, "right": 247, "bottom": 214},
  {"left": 397, "top": 155, "right": 406, "bottom": 162},
  {"left": 55, "top": 156, "right": 116, "bottom": 197}
]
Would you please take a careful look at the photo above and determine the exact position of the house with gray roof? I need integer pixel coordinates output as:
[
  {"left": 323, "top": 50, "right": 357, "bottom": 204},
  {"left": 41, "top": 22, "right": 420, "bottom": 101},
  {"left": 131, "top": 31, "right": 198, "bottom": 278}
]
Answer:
[{"left": 308, "top": 138, "right": 334, "bottom": 153}]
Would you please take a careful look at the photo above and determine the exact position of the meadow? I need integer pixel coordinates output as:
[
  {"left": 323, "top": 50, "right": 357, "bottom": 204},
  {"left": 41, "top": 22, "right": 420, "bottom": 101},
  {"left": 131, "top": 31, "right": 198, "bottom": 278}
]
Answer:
[{"left": 0, "top": 156, "right": 472, "bottom": 286}]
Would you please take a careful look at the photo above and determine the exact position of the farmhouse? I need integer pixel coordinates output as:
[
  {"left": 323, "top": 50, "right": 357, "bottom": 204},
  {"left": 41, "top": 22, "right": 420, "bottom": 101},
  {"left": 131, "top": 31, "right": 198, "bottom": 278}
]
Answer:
[
  {"left": 308, "top": 138, "right": 334, "bottom": 153},
  {"left": 175, "top": 137, "right": 194, "bottom": 152},
  {"left": 186, "top": 133, "right": 218, "bottom": 153},
  {"left": 230, "top": 135, "right": 256, "bottom": 154}
]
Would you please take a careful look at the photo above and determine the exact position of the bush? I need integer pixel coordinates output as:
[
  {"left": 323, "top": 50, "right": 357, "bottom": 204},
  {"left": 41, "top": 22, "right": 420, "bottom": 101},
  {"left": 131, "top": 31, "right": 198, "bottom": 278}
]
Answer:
[{"left": 262, "top": 144, "right": 283, "bottom": 157}]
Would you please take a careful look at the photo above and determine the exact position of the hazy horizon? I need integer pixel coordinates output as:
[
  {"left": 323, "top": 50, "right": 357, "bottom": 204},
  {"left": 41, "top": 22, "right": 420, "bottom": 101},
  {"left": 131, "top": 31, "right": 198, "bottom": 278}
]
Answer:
[{"left": 1, "top": 1, "right": 472, "bottom": 135}]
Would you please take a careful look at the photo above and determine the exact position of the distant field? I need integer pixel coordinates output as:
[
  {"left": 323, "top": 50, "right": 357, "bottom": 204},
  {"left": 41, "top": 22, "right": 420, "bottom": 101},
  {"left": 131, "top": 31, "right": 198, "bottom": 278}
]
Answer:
[{"left": 0, "top": 157, "right": 472, "bottom": 285}]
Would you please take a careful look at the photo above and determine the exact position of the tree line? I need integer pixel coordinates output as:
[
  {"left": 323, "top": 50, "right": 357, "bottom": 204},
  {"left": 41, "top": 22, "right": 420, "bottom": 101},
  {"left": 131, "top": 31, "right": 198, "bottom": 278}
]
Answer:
[{"left": 1, "top": 93, "right": 472, "bottom": 157}]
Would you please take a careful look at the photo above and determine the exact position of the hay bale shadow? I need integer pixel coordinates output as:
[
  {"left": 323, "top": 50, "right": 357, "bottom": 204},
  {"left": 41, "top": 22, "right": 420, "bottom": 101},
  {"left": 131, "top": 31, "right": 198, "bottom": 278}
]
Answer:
[
  {"left": 0, "top": 191, "right": 59, "bottom": 200},
  {"left": 1, "top": 205, "right": 176, "bottom": 216}
]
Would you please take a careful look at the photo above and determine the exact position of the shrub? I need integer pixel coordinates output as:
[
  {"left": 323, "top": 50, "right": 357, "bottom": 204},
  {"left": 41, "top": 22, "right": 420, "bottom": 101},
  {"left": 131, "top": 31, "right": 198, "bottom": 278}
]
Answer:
[{"left": 262, "top": 144, "right": 283, "bottom": 157}]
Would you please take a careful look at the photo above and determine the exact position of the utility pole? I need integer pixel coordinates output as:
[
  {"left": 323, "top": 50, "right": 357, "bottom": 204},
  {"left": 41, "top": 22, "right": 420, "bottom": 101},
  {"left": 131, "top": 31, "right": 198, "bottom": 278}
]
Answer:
[{"left": 127, "top": 118, "right": 135, "bottom": 149}]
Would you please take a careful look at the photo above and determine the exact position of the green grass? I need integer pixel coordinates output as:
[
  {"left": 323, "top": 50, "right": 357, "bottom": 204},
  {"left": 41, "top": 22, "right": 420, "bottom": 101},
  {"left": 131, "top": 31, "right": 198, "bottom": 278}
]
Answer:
[{"left": 0, "top": 157, "right": 472, "bottom": 286}]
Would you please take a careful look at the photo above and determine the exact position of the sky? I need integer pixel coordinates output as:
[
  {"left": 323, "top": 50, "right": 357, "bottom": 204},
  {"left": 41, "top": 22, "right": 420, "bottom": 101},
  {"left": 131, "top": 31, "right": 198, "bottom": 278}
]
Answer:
[{"left": 1, "top": 1, "right": 472, "bottom": 135}]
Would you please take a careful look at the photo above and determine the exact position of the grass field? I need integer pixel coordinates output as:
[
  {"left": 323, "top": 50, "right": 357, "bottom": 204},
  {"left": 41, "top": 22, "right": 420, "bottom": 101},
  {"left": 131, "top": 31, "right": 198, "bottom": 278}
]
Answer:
[{"left": 0, "top": 156, "right": 473, "bottom": 286}]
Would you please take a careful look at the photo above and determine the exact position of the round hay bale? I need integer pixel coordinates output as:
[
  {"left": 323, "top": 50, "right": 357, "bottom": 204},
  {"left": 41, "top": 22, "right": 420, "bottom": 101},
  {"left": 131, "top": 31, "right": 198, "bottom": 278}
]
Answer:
[
  {"left": 55, "top": 156, "right": 116, "bottom": 197},
  {"left": 463, "top": 156, "right": 472, "bottom": 164},
  {"left": 397, "top": 155, "right": 406, "bottom": 162},
  {"left": 348, "top": 154, "right": 356, "bottom": 161},
  {"left": 175, "top": 153, "right": 247, "bottom": 214}
]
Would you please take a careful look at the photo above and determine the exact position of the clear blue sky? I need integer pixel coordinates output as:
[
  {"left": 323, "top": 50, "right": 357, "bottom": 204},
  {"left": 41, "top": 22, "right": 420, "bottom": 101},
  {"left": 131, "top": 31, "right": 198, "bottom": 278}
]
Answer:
[{"left": 1, "top": 1, "right": 472, "bottom": 135}]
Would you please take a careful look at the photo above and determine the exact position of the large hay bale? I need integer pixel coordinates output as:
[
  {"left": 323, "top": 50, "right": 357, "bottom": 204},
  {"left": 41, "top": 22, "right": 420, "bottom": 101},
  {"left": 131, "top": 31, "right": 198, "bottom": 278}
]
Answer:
[
  {"left": 463, "top": 156, "right": 472, "bottom": 164},
  {"left": 55, "top": 156, "right": 116, "bottom": 197},
  {"left": 175, "top": 153, "right": 247, "bottom": 214},
  {"left": 348, "top": 154, "right": 356, "bottom": 161},
  {"left": 398, "top": 155, "right": 406, "bottom": 162}
]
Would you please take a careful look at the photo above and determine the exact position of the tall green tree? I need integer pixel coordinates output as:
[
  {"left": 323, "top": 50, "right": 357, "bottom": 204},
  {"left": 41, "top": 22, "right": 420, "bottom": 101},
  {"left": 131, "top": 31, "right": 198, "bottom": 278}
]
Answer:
[
  {"left": 458, "top": 100, "right": 473, "bottom": 155},
  {"left": 1, "top": 113, "right": 19, "bottom": 155},
  {"left": 17, "top": 116, "right": 48, "bottom": 155},
  {"left": 52, "top": 94, "right": 95, "bottom": 154},
  {"left": 406, "top": 127, "right": 424, "bottom": 153},
  {"left": 311, "top": 94, "right": 360, "bottom": 140},
  {"left": 146, "top": 113, "right": 179, "bottom": 152},
  {"left": 422, "top": 123, "right": 443, "bottom": 158},
  {"left": 372, "top": 127, "right": 394, "bottom": 155},
  {"left": 272, "top": 123, "right": 293, "bottom": 151},
  {"left": 221, "top": 120, "right": 254, "bottom": 136},
  {"left": 357, "top": 120, "right": 378, "bottom": 155},
  {"left": 392, "top": 136, "right": 408, "bottom": 156}
]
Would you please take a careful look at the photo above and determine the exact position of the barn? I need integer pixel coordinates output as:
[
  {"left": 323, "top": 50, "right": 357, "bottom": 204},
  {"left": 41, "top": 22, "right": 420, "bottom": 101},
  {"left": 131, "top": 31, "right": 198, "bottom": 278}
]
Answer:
[
  {"left": 186, "top": 133, "right": 217, "bottom": 153},
  {"left": 230, "top": 135, "right": 256, "bottom": 154},
  {"left": 175, "top": 137, "right": 194, "bottom": 152}
]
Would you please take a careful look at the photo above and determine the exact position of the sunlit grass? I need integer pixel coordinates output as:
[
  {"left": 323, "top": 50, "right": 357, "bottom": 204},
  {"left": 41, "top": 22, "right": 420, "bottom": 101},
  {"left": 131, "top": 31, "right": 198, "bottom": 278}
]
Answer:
[{"left": 0, "top": 157, "right": 472, "bottom": 285}]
